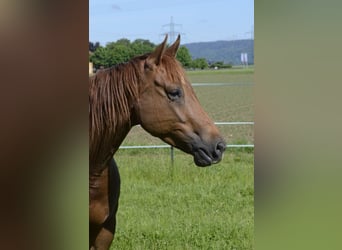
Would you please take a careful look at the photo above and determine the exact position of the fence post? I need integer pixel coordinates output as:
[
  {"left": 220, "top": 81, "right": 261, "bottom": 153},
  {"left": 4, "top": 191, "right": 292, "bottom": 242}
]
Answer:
[{"left": 170, "top": 146, "right": 174, "bottom": 166}]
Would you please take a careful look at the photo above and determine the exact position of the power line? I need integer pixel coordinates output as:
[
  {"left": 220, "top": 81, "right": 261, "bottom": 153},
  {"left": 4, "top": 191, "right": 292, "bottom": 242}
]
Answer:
[
  {"left": 245, "top": 25, "right": 254, "bottom": 40},
  {"left": 161, "top": 16, "right": 185, "bottom": 43}
]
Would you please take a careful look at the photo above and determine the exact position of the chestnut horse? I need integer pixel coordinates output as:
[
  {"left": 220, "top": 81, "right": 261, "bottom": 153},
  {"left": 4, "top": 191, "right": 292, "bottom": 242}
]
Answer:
[{"left": 89, "top": 35, "right": 226, "bottom": 249}]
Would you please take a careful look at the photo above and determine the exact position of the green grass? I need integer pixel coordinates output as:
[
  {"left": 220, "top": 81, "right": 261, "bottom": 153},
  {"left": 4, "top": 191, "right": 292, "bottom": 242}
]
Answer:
[
  {"left": 111, "top": 69, "right": 254, "bottom": 249},
  {"left": 113, "top": 149, "right": 254, "bottom": 250},
  {"left": 186, "top": 68, "right": 254, "bottom": 84}
]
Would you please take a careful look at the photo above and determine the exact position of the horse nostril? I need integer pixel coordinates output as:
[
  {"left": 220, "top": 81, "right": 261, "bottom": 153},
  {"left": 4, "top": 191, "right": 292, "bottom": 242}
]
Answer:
[
  {"left": 212, "top": 141, "right": 226, "bottom": 161},
  {"left": 216, "top": 141, "right": 226, "bottom": 153}
]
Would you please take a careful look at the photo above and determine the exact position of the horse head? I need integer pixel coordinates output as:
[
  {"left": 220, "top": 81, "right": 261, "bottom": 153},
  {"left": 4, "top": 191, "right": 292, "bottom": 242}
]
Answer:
[{"left": 133, "top": 35, "right": 226, "bottom": 166}]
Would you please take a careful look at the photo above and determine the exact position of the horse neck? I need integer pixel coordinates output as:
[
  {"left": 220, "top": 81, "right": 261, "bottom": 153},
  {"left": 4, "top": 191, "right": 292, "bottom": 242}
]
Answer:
[{"left": 90, "top": 119, "right": 132, "bottom": 174}]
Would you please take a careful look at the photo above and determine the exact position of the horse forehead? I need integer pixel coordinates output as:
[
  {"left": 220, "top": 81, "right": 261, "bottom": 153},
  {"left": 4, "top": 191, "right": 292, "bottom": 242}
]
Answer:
[
  {"left": 164, "top": 69, "right": 187, "bottom": 85},
  {"left": 166, "top": 77, "right": 188, "bottom": 88},
  {"left": 153, "top": 62, "right": 188, "bottom": 86}
]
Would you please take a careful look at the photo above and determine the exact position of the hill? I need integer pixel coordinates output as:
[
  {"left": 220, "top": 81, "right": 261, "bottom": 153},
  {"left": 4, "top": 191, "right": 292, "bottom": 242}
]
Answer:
[{"left": 184, "top": 39, "right": 254, "bottom": 65}]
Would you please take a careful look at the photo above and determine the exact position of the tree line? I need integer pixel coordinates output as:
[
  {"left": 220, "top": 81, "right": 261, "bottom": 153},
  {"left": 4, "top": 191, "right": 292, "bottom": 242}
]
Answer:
[{"left": 89, "top": 39, "right": 230, "bottom": 71}]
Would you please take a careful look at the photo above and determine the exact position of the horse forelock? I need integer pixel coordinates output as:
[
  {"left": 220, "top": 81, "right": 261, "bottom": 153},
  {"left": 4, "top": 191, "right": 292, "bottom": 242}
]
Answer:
[
  {"left": 160, "top": 55, "right": 188, "bottom": 84},
  {"left": 136, "top": 52, "right": 187, "bottom": 84}
]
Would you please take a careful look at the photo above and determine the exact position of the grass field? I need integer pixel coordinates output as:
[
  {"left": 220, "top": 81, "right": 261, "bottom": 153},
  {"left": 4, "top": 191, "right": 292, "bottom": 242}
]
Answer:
[
  {"left": 112, "top": 68, "right": 254, "bottom": 249},
  {"left": 186, "top": 68, "right": 254, "bottom": 84}
]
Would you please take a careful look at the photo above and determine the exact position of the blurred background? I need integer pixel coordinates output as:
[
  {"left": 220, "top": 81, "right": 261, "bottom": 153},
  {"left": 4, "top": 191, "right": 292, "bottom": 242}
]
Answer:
[{"left": 1, "top": 0, "right": 342, "bottom": 249}]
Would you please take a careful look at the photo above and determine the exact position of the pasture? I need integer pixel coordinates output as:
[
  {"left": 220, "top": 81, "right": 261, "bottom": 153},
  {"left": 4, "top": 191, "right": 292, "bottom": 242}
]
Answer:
[{"left": 112, "top": 68, "right": 254, "bottom": 249}]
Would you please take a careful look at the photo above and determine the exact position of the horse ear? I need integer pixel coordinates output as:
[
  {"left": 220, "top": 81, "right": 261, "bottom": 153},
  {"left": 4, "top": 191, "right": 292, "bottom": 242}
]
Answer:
[
  {"left": 146, "top": 35, "right": 168, "bottom": 66},
  {"left": 165, "top": 34, "right": 181, "bottom": 58}
]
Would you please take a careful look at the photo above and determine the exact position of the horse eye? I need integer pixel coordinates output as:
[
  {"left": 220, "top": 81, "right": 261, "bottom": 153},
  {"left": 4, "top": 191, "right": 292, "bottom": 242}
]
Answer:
[{"left": 167, "top": 88, "right": 182, "bottom": 101}]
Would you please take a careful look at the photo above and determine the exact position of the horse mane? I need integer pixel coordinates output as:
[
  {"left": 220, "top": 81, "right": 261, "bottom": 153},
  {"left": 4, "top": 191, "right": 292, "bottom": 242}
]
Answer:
[
  {"left": 89, "top": 57, "right": 142, "bottom": 162},
  {"left": 89, "top": 52, "right": 187, "bottom": 163}
]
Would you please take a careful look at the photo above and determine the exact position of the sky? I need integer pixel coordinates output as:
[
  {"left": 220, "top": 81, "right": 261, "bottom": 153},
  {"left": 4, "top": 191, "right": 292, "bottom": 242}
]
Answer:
[{"left": 89, "top": 0, "right": 254, "bottom": 46}]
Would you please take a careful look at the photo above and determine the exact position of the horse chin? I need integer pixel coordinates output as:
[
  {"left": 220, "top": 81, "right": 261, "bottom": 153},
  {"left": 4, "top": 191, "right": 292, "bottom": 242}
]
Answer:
[
  {"left": 193, "top": 149, "right": 214, "bottom": 167},
  {"left": 192, "top": 140, "right": 225, "bottom": 167},
  {"left": 161, "top": 135, "right": 225, "bottom": 167}
]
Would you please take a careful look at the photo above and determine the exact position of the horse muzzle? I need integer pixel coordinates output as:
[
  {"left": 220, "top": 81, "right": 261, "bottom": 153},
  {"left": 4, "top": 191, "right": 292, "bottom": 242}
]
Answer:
[{"left": 192, "top": 139, "right": 226, "bottom": 167}]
